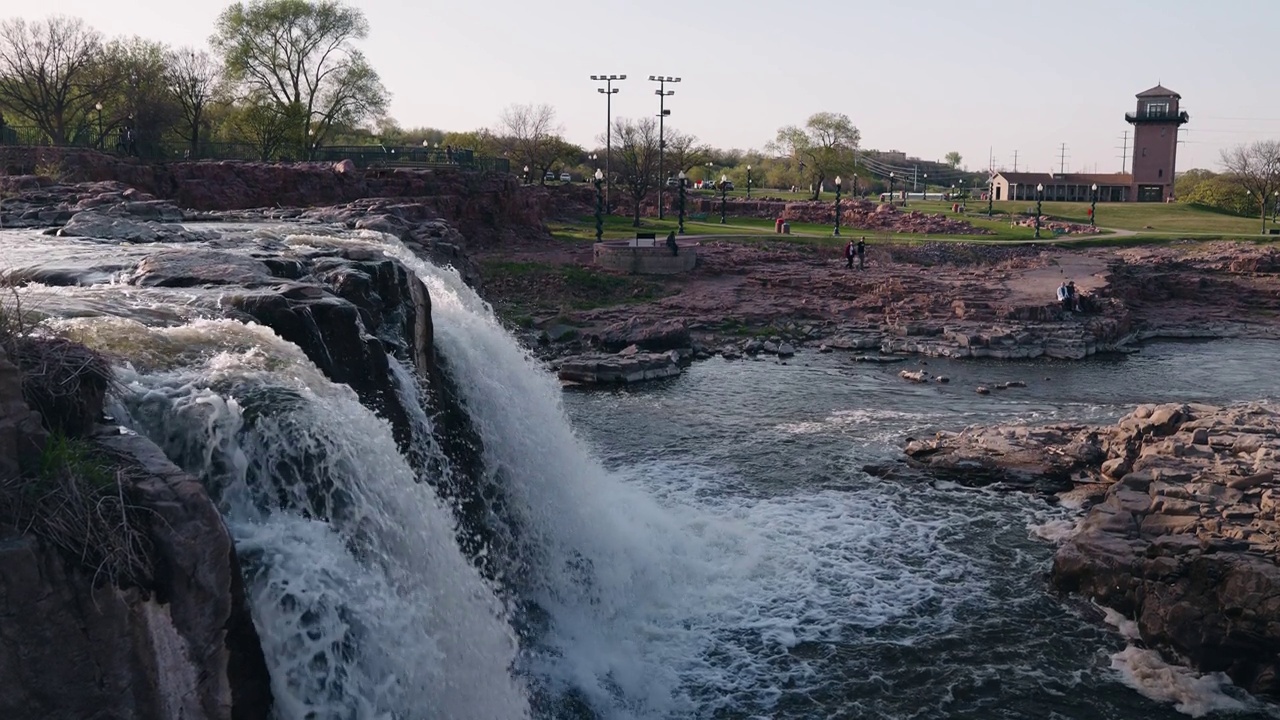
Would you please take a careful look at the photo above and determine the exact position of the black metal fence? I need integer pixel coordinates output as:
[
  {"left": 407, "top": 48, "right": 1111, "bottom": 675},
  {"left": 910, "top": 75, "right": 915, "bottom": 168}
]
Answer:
[{"left": 0, "top": 124, "right": 510, "bottom": 173}]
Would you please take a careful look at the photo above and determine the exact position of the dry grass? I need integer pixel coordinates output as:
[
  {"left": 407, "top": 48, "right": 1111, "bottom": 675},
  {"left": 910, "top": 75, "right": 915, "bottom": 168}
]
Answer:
[
  {"left": 0, "top": 434, "right": 155, "bottom": 588},
  {"left": 0, "top": 285, "right": 148, "bottom": 586}
]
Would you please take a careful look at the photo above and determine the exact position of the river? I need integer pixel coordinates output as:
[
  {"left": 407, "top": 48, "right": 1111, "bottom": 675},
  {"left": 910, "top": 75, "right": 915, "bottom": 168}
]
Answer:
[{"left": 557, "top": 342, "right": 1280, "bottom": 719}]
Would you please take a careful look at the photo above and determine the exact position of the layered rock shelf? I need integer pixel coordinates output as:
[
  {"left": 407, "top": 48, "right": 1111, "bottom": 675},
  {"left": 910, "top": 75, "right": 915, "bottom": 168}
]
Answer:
[
  {"left": 902, "top": 403, "right": 1280, "bottom": 697},
  {"left": 556, "top": 347, "right": 682, "bottom": 384}
]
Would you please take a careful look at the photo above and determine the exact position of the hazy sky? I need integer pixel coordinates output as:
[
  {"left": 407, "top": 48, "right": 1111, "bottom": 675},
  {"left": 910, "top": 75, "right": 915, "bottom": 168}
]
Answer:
[{"left": 20, "top": 0, "right": 1280, "bottom": 173}]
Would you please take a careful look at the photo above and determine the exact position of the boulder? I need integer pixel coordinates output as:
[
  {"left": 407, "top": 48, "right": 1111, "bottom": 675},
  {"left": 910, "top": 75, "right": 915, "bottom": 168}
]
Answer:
[{"left": 557, "top": 351, "right": 681, "bottom": 384}]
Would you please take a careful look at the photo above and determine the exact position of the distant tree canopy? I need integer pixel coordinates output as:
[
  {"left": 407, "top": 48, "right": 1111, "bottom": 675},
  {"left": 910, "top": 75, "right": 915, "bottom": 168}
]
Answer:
[
  {"left": 769, "top": 112, "right": 860, "bottom": 200},
  {"left": 944, "top": 151, "right": 963, "bottom": 169},
  {"left": 211, "top": 0, "right": 389, "bottom": 159}
]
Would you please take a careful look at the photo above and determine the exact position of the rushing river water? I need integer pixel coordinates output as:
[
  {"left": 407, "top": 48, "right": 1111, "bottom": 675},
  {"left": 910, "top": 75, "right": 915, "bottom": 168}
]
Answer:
[
  {"left": 6, "top": 224, "right": 1280, "bottom": 719},
  {"left": 559, "top": 342, "right": 1280, "bottom": 720}
]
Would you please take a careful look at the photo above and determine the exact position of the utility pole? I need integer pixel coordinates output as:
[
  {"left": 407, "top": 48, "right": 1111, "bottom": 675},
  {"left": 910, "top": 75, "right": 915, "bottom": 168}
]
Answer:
[
  {"left": 1013, "top": 150, "right": 1019, "bottom": 172},
  {"left": 591, "top": 74, "right": 626, "bottom": 211},
  {"left": 912, "top": 164, "right": 918, "bottom": 191},
  {"left": 1118, "top": 131, "right": 1129, "bottom": 173},
  {"left": 649, "top": 75, "right": 680, "bottom": 220},
  {"left": 1058, "top": 143, "right": 1069, "bottom": 174}
]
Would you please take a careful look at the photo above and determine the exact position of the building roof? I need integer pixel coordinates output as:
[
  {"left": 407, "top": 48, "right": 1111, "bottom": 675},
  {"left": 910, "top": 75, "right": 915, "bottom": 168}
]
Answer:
[
  {"left": 994, "top": 172, "right": 1133, "bottom": 186},
  {"left": 1137, "top": 84, "right": 1181, "bottom": 99}
]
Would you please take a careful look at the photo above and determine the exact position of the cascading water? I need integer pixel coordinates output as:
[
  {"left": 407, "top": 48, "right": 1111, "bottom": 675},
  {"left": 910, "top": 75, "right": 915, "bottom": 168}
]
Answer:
[
  {"left": 55, "top": 316, "right": 531, "bottom": 719},
  {"left": 15, "top": 224, "right": 1280, "bottom": 720}
]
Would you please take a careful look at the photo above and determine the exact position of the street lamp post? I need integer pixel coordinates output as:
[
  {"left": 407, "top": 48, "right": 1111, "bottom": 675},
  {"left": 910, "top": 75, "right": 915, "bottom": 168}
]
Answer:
[
  {"left": 922, "top": 173, "right": 927, "bottom": 201},
  {"left": 1034, "top": 183, "right": 1045, "bottom": 239},
  {"left": 677, "top": 171, "right": 687, "bottom": 235},
  {"left": 705, "top": 161, "right": 714, "bottom": 188},
  {"left": 591, "top": 74, "right": 626, "bottom": 211},
  {"left": 888, "top": 171, "right": 895, "bottom": 203},
  {"left": 523, "top": 165, "right": 530, "bottom": 184},
  {"left": 649, "top": 75, "right": 680, "bottom": 219},
  {"left": 594, "top": 169, "right": 604, "bottom": 241},
  {"left": 852, "top": 173, "right": 858, "bottom": 198},
  {"left": 1273, "top": 191, "right": 1279, "bottom": 224},
  {"left": 746, "top": 165, "right": 752, "bottom": 199},
  {"left": 720, "top": 174, "right": 729, "bottom": 224},
  {"left": 833, "top": 176, "right": 842, "bottom": 236},
  {"left": 959, "top": 178, "right": 966, "bottom": 210},
  {"left": 94, "top": 102, "right": 103, "bottom": 150},
  {"left": 988, "top": 177, "right": 995, "bottom": 218},
  {"left": 1090, "top": 183, "right": 1099, "bottom": 227}
]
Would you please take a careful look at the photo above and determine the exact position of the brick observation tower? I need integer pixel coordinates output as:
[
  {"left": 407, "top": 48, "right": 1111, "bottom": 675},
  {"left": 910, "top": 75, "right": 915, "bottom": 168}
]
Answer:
[{"left": 1126, "top": 84, "right": 1189, "bottom": 202}]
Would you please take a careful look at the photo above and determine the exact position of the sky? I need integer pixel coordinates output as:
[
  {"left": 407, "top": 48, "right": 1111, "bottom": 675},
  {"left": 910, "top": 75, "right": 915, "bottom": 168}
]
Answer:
[{"left": 18, "top": 0, "right": 1280, "bottom": 173}]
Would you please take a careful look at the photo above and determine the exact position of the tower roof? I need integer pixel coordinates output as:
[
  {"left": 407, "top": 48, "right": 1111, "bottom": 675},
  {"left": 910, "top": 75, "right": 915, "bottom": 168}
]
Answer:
[{"left": 1137, "top": 84, "right": 1181, "bottom": 99}]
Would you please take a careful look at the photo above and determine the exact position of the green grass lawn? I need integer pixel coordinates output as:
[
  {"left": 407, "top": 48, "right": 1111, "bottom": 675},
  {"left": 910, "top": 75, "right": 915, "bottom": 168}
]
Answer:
[{"left": 552, "top": 196, "right": 1277, "bottom": 245}]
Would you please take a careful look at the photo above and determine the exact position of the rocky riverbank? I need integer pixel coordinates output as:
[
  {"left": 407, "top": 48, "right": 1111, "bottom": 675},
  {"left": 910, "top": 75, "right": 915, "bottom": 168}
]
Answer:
[
  {"left": 900, "top": 402, "right": 1280, "bottom": 698},
  {"left": 491, "top": 236, "right": 1280, "bottom": 384}
]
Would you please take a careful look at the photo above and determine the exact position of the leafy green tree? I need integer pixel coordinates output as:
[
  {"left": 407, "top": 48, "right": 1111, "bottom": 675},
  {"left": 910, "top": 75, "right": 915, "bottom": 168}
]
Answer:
[
  {"left": 212, "top": 0, "right": 389, "bottom": 160},
  {"left": 226, "top": 100, "right": 299, "bottom": 160},
  {"left": 665, "top": 129, "right": 711, "bottom": 176},
  {"left": 1183, "top": 175, "right": 1253, "bottom": 216},
  {"left": 0, "top": 16, "right": 115, "bottom": 145},
  {"left": 945, "top": 151, "right": 963, "bottom": 168},
  {"left": 1220, "top": 140, "right": 1280, "bottom": 233},
  {"left": 769, "top": 112, "right": 860, "bottom": 200},
  {"left": 1174, "top": 168, "right": 1216, "bottom": 200},
  {"left": 100, "top": 37, "right": 182, "bottom": 157}
]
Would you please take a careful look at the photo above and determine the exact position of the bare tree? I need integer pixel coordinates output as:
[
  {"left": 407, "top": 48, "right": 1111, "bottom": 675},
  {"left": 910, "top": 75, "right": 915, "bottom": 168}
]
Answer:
[
  {"left": 612, "top": 117, "right": 661, "bottom": 227},
  {"left": 496, "top": 103, "right": 565, "bottom": 185},
  {"left": 0, "top": 16, "right": 114, "bottom": 144},
  {"left": 665, "top": 129, "right": 711, "bottom": 175},
  {"left": 1221, "top": 141, "right": 1280, "bottom": 234},
  {"left": 165, "top": 48, "right": 220, "bottom": 157}
]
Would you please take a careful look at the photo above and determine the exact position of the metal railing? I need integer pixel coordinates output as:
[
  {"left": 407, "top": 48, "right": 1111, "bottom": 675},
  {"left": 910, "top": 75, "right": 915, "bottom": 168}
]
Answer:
[
  {"left": 1124, "top": 110, "right": 1190, "bottom": 124},
  {"left": 0, "top": 125, "right": 509, "bottom": 173}
]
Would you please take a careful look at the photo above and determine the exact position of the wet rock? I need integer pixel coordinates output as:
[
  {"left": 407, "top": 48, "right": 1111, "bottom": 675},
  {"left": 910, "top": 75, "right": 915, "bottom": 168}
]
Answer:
[
  {"left": 594, "top": 317, "right": 690, "bottom": 353},
  {"left": 557, "top": 351, "right": 681, "bottom": 384},
  {"left": 975, "top": 386, "right": 990, "bottom": 394},
  {"left": 903, "top": 401, "right": 1280, "bottom": 697},
  {"left": 130, "top": 250, "right": 274, "bottom": 287},
  {"left": 899, "top": 369, "right": 929, "bottom": 383}
]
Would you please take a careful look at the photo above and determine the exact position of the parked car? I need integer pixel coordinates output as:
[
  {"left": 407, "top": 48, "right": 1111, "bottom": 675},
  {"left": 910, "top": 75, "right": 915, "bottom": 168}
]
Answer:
[
  {"left": 543, "top": 171, "right": 556, "bottom": 181},
  {"left": 559, "top": 172, "right": 572, "bottom": 182}
]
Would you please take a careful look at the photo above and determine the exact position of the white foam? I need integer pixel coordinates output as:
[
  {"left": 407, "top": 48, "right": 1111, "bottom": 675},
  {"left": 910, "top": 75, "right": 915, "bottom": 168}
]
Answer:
[
  {"left": 1029, "top": 518, "right": 1081, "bottom": 543},
  {"left": 376, "top": 237, "right": 999, "bottom": 717},
  {"left": 80, "top": 318, "right": 531, "bottom": 719},
  {"left": 1110, "top": 646, "right": 1247, "bottom": 717}
]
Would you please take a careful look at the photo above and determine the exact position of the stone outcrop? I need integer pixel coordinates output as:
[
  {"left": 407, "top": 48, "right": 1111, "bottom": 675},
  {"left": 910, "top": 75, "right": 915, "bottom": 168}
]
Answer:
[
  {"left": 556, "top": 347, "right": 682, "bottom": 384},
  {"left": 0, "top": 149, "right": 549, "bottom": 245},
  {"left": 901, "top": 402, "right": 1280, "bottom": 697},
  {"left": 0, "top": 345, "right": 272, "bottom": 719}
]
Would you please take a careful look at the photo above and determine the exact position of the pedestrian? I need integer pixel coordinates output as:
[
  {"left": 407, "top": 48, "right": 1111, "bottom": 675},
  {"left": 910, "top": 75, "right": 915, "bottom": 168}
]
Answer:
[
  {"left": 844, "top": 239, "right": 854, "bottom": 269},
  {"left": 856, "top": 237, "right": 866, "bottom": 270},
  {"left": 446, "top": 145, "right": 454, "bottom": 164},
  {"left": 666, "top": 230, "right": 678, "bottom": 256},
  {"left": 1057, "top": 281, "right": 1071, "bottom": 313}
]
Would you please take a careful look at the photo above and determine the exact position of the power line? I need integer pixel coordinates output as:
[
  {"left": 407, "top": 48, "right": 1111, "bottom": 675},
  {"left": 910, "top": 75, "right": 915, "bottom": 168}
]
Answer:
[{"left": 1013, "top": 149, "right": 1018, "bottom": 172}]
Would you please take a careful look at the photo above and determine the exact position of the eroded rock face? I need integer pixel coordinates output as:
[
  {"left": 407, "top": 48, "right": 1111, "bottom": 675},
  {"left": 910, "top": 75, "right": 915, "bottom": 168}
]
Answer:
[
  {"left": 903, "top": 402, "right": 1280, "bottom": 697},
  {"left": 0, "top": 362, "right": 271, "bottom": 719}
]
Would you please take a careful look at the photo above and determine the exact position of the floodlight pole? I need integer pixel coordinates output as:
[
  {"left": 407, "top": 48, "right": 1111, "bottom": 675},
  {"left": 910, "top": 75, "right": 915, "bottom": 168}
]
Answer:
[
  {"left": 650, "top": 75, "right": 680, "bottom": 219},
  {"left": 592, "top": 74, "right": 626, "bottom": 211}
]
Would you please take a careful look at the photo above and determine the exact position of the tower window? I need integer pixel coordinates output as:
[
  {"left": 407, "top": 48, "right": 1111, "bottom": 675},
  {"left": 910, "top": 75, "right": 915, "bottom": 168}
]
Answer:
[
  {"left": 1147, "top": 102, "right": 1170, "bottom": 117},
  {"left": 1159, "top": 169, "right": 1164, "bottom": 178},
  {"left": 1142, "top": 148, "right": 1148, "bottom": 157}
]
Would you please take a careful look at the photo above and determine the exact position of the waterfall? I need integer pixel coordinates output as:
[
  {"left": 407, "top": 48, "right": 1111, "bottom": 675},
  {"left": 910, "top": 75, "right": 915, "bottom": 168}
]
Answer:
[
  {"left": 369, "top": 237, "right": 722, "bottom": 717},
  {"left": 57, "top": 316, "right": 531, "bottom": 719}
]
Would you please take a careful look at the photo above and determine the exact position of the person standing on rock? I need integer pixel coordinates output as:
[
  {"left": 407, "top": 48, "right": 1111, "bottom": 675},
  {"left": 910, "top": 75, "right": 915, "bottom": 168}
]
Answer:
[
  {"left": 856, "top": 237, "right": 866, "bottom": 270},
  {"left": 1057, "top": 281, "right": 1071, "bottom": 313},
  {"left": 844, "top": 239, "right": 855, "bottom": 269}
]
